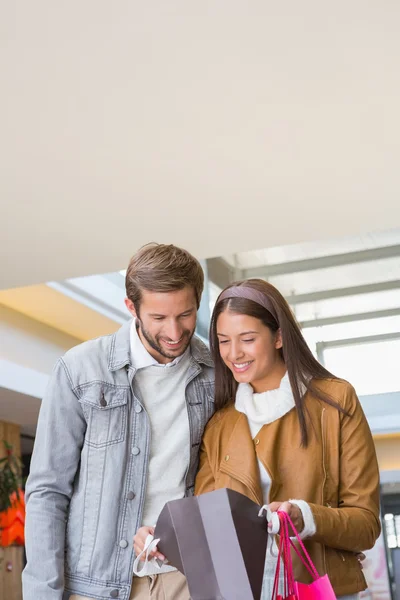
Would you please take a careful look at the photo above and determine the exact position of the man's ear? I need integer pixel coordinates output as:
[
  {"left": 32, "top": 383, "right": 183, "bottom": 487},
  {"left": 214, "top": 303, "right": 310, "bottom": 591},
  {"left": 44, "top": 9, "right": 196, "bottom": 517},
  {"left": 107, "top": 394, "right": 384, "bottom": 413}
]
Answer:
[
  {"left": 275, "top": 328, "right": 283, "bottom": 350},
  {"left": 125, "top": 298, "right": 137, "bottom": 319}
]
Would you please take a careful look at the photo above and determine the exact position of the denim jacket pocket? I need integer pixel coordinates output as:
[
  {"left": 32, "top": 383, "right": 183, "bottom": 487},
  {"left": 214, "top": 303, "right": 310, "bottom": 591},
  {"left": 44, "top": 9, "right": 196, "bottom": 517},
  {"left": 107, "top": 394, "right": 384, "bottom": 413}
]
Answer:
[{"left": 79, "top": 384, "right": 129, "bottom": 448}]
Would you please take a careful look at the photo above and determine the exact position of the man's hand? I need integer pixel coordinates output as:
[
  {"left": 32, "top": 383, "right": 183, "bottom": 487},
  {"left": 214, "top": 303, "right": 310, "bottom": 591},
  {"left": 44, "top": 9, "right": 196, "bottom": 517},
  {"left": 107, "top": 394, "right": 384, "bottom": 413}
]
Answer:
[
  {"left": 268, "top": 501, "right": 304, "bottom": 534},
  {"left": 133, "top": 526, "right": 165, "bottom": 562}
]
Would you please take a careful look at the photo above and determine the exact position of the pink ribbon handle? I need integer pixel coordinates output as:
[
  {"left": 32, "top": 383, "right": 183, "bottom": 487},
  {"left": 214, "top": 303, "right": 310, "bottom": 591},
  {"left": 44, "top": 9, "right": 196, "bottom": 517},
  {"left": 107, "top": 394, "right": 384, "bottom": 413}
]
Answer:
[
  {"left": 275, "top": 511, "right": 296, "bottom": 597},
  {"left": 277, "top": 511, "right": 320, "bottom": 581}
]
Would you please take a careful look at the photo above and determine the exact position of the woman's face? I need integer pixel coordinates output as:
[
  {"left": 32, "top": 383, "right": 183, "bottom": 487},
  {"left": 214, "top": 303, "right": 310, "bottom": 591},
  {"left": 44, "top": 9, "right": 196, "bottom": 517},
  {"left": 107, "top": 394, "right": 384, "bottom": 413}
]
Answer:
[{"left": 216, "top": 310, "right": 285, "bottom": 392}]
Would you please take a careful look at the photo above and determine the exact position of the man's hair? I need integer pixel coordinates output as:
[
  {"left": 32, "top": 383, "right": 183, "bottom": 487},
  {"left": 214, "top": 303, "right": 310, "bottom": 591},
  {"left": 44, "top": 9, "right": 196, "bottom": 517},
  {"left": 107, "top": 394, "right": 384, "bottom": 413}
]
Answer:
[{"left": 125, "top": 243, "right": 204, "bottom": 309}]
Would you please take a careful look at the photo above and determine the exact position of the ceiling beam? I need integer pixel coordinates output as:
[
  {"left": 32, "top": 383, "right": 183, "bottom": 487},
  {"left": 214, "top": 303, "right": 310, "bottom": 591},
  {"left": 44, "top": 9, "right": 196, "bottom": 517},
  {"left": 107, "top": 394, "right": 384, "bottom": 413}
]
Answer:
[
  {"left": 299, "top": 307, "right": 400, "bottom": 329},
  {"left": 318, "top": 331, "right": 400, "bottom": 350},
  {"left": 287, "top": 280, "right": 400, "bottom": 305},
  {"left": 243, "top": 244, "right": 400, "bottom": 278}
]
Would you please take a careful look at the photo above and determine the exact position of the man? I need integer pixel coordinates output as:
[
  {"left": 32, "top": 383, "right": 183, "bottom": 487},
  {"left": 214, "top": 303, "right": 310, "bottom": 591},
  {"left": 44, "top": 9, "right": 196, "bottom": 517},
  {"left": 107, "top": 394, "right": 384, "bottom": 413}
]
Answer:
[{"left": 22, "top": 244, "right": 215, "bottom": 600}]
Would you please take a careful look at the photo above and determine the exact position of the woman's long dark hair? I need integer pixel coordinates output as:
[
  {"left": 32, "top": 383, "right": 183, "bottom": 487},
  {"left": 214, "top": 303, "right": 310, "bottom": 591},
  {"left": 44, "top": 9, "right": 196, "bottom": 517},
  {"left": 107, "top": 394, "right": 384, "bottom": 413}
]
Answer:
[{"left": 210, "top": 279, "right": 344, "bottom": 446}]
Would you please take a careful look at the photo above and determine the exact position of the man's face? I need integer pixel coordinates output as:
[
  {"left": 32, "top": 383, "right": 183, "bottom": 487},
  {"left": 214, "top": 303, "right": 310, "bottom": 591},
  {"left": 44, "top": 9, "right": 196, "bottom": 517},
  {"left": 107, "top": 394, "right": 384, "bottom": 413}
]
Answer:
[{"left": 125, "top": 287, "right": 198, "bottom": 364}]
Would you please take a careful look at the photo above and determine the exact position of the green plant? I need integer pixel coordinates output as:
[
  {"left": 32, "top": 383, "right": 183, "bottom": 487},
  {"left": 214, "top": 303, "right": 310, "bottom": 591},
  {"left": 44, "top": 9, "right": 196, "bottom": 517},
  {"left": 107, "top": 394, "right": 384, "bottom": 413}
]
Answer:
[{"left": 0, "top": 441, "right": 23, "bottom": 513}]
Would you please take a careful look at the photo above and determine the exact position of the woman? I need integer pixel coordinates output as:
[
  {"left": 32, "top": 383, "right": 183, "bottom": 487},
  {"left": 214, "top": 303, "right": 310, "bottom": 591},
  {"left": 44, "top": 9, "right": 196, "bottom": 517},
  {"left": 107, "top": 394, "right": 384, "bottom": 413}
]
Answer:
[{"left": 195, "top": 279, "right": 380, "bottom": 599}]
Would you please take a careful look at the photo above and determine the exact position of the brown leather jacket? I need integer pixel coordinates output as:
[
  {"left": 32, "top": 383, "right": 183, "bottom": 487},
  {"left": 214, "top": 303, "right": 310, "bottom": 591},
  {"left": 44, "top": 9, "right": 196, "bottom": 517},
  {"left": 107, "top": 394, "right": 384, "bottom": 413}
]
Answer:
[{"left": 195, "top": 378, "right": 381, "bottom": 597}]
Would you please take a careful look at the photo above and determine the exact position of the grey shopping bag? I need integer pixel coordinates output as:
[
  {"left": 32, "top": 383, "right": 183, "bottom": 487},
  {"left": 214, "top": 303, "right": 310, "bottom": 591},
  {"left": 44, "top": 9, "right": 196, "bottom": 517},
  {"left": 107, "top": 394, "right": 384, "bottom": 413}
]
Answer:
[{"left": 154, "top": 488, "right": 268, "bottom": 600}]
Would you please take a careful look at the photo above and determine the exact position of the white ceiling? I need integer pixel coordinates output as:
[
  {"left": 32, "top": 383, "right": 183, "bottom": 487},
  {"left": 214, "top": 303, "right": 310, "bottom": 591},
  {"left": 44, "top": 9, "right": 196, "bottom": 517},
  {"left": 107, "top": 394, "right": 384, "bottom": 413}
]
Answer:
[{"left": 2, "top": 1, "right": 400, "bottom": 289}]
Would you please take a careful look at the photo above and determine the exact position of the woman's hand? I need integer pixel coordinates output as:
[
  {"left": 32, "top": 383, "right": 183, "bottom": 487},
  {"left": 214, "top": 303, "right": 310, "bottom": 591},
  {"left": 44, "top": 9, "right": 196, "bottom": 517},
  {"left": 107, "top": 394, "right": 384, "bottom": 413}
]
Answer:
[
  {"left": 356, "top": 552, "right": 366, "bottom": 568},
  {"left": 268, "top": 501, "right": 305, "bottom": 533},
  {"left": 133, "top": 526, "right": 165, "bottom": 562}
]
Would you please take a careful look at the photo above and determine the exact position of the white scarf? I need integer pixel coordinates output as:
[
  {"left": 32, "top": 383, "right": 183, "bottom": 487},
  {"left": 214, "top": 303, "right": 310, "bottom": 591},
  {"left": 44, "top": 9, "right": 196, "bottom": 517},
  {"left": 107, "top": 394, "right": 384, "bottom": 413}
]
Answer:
[{"left": 235, "top": 371, "right": 295, "bottom": 427}]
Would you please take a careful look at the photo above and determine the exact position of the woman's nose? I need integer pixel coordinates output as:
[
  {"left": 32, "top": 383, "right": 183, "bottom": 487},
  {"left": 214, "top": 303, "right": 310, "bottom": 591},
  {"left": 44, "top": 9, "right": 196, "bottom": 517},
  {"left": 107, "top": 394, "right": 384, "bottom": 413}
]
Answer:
[{"left": 228, "top": 343, "right": 244, "bottom": 361}]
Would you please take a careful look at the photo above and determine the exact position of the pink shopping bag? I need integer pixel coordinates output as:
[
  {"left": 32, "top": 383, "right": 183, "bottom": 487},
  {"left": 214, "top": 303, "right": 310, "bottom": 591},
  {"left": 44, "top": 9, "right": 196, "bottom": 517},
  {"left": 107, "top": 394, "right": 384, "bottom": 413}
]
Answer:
[
  {"left": 273, "top": 511, "right": 336, "bottom": 600},
  {"left": 293, "top": 576, "right": 336, "bottom": 600}
]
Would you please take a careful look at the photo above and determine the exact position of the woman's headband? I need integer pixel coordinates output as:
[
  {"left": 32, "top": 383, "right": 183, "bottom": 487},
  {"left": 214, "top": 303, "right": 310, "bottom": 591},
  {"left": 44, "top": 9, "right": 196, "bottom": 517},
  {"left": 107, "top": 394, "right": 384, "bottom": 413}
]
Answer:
[{"left": 217, "top": 286, "right": 279, "bottom": 324}]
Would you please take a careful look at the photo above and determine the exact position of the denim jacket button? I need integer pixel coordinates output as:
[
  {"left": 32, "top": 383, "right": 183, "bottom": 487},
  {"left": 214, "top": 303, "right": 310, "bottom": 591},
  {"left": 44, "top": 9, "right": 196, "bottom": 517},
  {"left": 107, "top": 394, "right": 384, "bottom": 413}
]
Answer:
[
  {"left": 119, "top": 539, "right": 128, "bottom": 549},
  {"left": 110, "top": 590, "right": 119, "bottom": 598},
  {"left": 134, "top": 405, "right": 143, "bottom": 413},
  {"left": 127, "top": 491, "right": 135, "bottom": 500},
  {"left": 132, "top": 447, "right": 140, "bottom": 456},
  {"left": 100, "top": 398, "right": 107, "bottom": 407}
]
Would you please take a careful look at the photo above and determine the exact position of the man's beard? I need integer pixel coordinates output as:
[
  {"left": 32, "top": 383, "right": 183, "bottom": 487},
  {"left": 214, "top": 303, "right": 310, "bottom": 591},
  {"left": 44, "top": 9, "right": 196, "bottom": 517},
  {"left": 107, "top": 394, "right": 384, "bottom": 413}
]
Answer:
[{"left": 136, "top": 320, "right": 194, "bottom": 360}]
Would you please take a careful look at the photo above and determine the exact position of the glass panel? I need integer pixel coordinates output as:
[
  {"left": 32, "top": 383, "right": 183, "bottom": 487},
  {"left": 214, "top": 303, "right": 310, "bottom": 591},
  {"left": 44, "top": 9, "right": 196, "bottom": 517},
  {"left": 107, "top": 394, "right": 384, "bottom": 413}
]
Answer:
[{"left": 323, "top": 339, "right": 400, "bottom": 395}]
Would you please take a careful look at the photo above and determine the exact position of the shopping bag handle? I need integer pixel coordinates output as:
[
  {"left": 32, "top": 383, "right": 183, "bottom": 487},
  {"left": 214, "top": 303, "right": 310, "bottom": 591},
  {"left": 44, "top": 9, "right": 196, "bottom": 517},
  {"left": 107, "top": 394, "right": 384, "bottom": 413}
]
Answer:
[
  {"left": 277, "top": 511, "right": 319, "bottom": 581},
  {"left": 272, "top": 511, "right": 297, "bottom": 599}
]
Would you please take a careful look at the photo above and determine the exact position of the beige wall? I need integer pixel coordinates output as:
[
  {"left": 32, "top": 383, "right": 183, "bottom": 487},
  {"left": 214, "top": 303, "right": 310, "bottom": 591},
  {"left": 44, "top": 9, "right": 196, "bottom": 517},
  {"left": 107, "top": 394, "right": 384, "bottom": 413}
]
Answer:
[
  {"left": 0, "top": 286, "right": 120, "bottom": 347},
  {"left": 374, "top": 435, "right": 400, "bottom": 471},
  {"left": 0, "top": 304, "right": 82, "bottom": 374}
]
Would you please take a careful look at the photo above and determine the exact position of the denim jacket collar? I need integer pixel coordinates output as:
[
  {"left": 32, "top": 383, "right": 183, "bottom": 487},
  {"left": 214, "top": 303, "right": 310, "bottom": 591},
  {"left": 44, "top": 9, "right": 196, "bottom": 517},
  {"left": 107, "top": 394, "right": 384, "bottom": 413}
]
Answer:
[{"left": 108, "top": 320, "right": 213, "bottom": 372}]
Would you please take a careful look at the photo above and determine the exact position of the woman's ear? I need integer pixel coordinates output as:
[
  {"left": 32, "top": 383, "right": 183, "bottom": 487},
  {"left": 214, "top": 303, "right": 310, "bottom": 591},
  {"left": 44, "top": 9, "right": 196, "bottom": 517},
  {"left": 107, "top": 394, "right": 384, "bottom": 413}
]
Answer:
[{"left": 275, "top": 328, "right": 283, "bottom": 349}]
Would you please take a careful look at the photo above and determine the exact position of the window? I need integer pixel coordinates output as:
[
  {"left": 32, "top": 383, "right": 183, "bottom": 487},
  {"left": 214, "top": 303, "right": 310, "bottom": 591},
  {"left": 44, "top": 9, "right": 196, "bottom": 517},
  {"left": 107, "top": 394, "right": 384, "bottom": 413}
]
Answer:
[{"left": 323, "top": 339, "right": 400, "bottom": 396}]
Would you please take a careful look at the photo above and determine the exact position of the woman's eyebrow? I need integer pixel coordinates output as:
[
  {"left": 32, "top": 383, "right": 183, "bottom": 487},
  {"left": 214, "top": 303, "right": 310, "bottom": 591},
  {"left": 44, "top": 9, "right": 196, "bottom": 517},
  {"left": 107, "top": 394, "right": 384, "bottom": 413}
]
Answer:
[{"left": 216, "top": 330, "right": 258, "bottom": 336}]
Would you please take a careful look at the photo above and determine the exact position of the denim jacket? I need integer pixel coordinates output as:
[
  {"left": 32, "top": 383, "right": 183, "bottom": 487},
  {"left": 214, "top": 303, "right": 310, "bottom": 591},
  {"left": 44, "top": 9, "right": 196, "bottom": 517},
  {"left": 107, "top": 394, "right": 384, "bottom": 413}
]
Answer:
[{"left": 22, "top": 321, "right": 214, "bottom": 600}]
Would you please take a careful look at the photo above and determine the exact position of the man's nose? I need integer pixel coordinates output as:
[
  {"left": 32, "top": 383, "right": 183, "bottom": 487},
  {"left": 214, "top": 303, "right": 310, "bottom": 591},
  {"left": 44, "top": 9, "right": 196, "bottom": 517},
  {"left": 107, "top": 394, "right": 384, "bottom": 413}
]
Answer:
[{"left": 164, "top": 321, "right": 183, "bottom": 341}]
